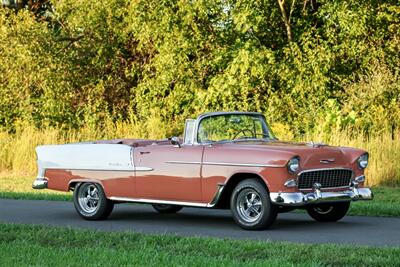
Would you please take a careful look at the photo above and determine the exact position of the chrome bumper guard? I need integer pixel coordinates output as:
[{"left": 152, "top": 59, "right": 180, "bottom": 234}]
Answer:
[
  {"left": 270, "top": 187, "right": 373, "bottom": 206},
  {"left": 32, "top": 178, "right": 48, "bottom": 189}
]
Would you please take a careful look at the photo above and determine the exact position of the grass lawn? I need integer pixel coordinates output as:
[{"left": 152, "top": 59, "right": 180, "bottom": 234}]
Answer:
[
  {"left": 0, "top": 175, "right": 72, "bottom": 201},
  {"left": 0, "top": 223, "right": 399, "bottom": 267},
  {"left": 1, "top": 176, "right": 399, "bottom": 217},
  {"left": 0, "top": 175, "right": 71, "bottom": 195},
  {"left": 349, "top": 187, "right": 400, "bottom": 217}
]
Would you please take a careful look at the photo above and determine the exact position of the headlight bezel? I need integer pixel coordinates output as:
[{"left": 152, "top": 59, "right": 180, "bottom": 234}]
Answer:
[
  {"left": 357, "top": 153, "right": 369, "bottom": 169},
  {"left": 287, "top": 156, "right": 300, "bottom": 173}
]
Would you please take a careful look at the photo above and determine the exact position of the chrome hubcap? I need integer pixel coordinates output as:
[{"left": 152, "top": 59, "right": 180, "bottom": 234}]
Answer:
[
  {"left": 237, "top": 189, "right": 263, "bottom": 223},
  {"left": 78, "top": 184, "right": 100, "bottom": 213}
]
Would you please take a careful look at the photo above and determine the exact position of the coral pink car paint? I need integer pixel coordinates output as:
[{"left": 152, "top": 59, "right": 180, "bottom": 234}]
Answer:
[{"left": 32, "top": 111, "right": 373, "bottom": 229}]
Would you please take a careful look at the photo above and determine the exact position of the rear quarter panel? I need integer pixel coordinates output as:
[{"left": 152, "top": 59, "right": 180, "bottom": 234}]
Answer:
[{"left": 36, "top": 144, "right": 136, "bottom": 197}]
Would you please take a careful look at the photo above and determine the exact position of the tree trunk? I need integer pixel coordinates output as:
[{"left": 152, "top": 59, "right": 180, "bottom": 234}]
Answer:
[{"left": 277, "top": 0, "right": 293, "bottom": 42}]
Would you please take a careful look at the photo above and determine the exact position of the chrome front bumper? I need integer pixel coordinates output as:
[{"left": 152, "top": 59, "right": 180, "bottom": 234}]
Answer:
[
  {"left": 32, "top": 178, "right": 48, "bottom": 189},
  {"left": 270, "top": 187, "right": 373, "bottom": 206}
]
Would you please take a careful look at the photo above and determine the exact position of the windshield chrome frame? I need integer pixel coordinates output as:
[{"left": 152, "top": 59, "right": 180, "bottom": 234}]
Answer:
[{"left": 189, "top": 111, "right": 274, "bottom": 145}]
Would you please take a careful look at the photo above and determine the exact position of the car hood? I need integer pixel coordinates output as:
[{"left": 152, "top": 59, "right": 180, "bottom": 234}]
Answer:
[{"left": 220, "top": 140, "right": 365, "bottom": 168}]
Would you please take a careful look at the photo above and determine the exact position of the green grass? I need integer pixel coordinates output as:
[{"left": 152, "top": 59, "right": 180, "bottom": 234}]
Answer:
[
  {"left": 0, "top": 175, "right": 71, "bottom": 195},
  {"left": 0, "top": 223, "right": 399, "bottom": 267},
  {"left": 0, "top": 191, "right": 72, "bottom": 201},
  {"left": 348, "top": 187, "right": 400, "bottom": 217},
  {"left": 0, "top": 175, "right": 72, "bottom": 201}
]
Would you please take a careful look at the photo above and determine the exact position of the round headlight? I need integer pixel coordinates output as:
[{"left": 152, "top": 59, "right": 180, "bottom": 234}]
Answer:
[
  {"left": 357, "top": 153, "right": 369, "bottom": 169},
  {"left": 288, "top": 157, "right": 300, "bottom": 173}
]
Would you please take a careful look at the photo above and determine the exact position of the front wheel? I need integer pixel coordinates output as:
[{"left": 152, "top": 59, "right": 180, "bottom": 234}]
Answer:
[
  {"left": 230, "top": 179, "right": 277, "bottom": 230},
  {"left": 306, "top": 202, "right": 350, "bottom": 222},
  {"left": 73, "top": 182, "right": 114, "bottom": 220}
]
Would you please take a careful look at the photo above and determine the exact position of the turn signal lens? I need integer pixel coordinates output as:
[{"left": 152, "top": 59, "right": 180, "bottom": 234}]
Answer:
[
  {"left": 355, "top": 175, "right": 365, "bottom": 183},
  {"left": 284, "top": 179, "right": 297, "bottom": 188}
]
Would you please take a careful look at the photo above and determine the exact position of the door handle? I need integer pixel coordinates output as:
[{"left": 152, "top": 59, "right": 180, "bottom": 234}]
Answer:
[{"left": 140, "top": 151, "right": 151, "bottom": 155}]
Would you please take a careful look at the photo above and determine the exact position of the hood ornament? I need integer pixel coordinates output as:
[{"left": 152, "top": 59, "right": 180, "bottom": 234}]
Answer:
[
  {"left": 306, "top": 141, "right": 327, "bottom": 148},
  {"left": 320, "top": 158, "right": 336, "bottom": 164}
]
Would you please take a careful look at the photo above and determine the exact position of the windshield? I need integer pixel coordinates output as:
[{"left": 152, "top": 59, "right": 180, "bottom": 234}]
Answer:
[{"left": 197, "top": 114, "right": 273, "bottom": 143}]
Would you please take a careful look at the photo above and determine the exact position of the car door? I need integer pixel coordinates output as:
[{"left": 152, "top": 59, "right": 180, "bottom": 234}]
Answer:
[{"left": 134, "top": 144, "right": 204, "bottom": 202}]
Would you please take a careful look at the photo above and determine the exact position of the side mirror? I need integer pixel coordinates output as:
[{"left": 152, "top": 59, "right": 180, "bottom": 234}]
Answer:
[{"left": 169, "top": 137, "right": 181, "bottom": 148}]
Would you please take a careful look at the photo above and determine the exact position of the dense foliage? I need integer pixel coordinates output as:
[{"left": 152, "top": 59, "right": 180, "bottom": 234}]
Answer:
[{"left": 0, "top": 0, "right": 399, "bottom": 137}]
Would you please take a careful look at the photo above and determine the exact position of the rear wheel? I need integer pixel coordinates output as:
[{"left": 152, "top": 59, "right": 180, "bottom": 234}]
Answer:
[
  {"left": 152, "top": 204, "right": 183, "bottom": 214},
  {"left": 306, "top": 202, "right": 350, "bottom": 222},
  {"left": 230, "top": 179, "right": 277, "bottom": 230},
  {"left": 73, "top": 182, "right": 114, "bottom": 220}
]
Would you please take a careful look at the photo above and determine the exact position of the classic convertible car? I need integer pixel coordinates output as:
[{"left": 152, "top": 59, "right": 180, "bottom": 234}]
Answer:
[{"left": 32, "top": 111, "right": 373, "bottom": 230}]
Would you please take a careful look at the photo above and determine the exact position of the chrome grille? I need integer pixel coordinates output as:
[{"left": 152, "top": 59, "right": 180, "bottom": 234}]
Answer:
[{"left": 297, "top": 169, "right": 353, "bottom": 189}]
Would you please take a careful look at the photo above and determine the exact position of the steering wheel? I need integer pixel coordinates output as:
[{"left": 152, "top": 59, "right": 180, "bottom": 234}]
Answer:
[{"left": 232, "top": 129, "right": 255, "bottom": 140}]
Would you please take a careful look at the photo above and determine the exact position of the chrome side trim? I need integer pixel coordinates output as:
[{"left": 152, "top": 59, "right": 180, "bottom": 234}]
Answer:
[
  {"left": 134, "top": 167, "right": 154, "bottom": 172},
  {"left": 165, "top": 161, "right": 201, "bottom": 165},
  {"left": 270, "top": 187, "right": 373, "bottom": 206},
  {"left": 109, "top": 197, "right": 209, "bottom": 208},
  {"left": 110, "top": 184, "right": 224, "bottom": 208},
  {"left": 32, "top": 178, "right": 48, "bottom": 189},
  {"left": 40, "top": 166, "right": 152, "bottom": 172},
  {"left": 165, "top": 161, "right": 283, "bottom": 168},
  {"left": 208, "top": 184, "right": 225, "bottom": 207},
  {"left": 203, "top": 162, "right": 283, "bottom": 168},
  {"left": 34, "top": 166, "right": 152, "bottom": 189}
]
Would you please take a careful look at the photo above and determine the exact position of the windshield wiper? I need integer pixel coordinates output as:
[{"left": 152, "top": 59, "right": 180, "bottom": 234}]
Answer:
[{"left": 232, "top": 137, "right": 270, "bottom": 143}]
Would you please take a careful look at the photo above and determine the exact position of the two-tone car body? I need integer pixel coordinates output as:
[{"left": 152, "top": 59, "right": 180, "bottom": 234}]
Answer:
[{"left": 33, "top": 111, "right": 373, "bottom": 229}]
